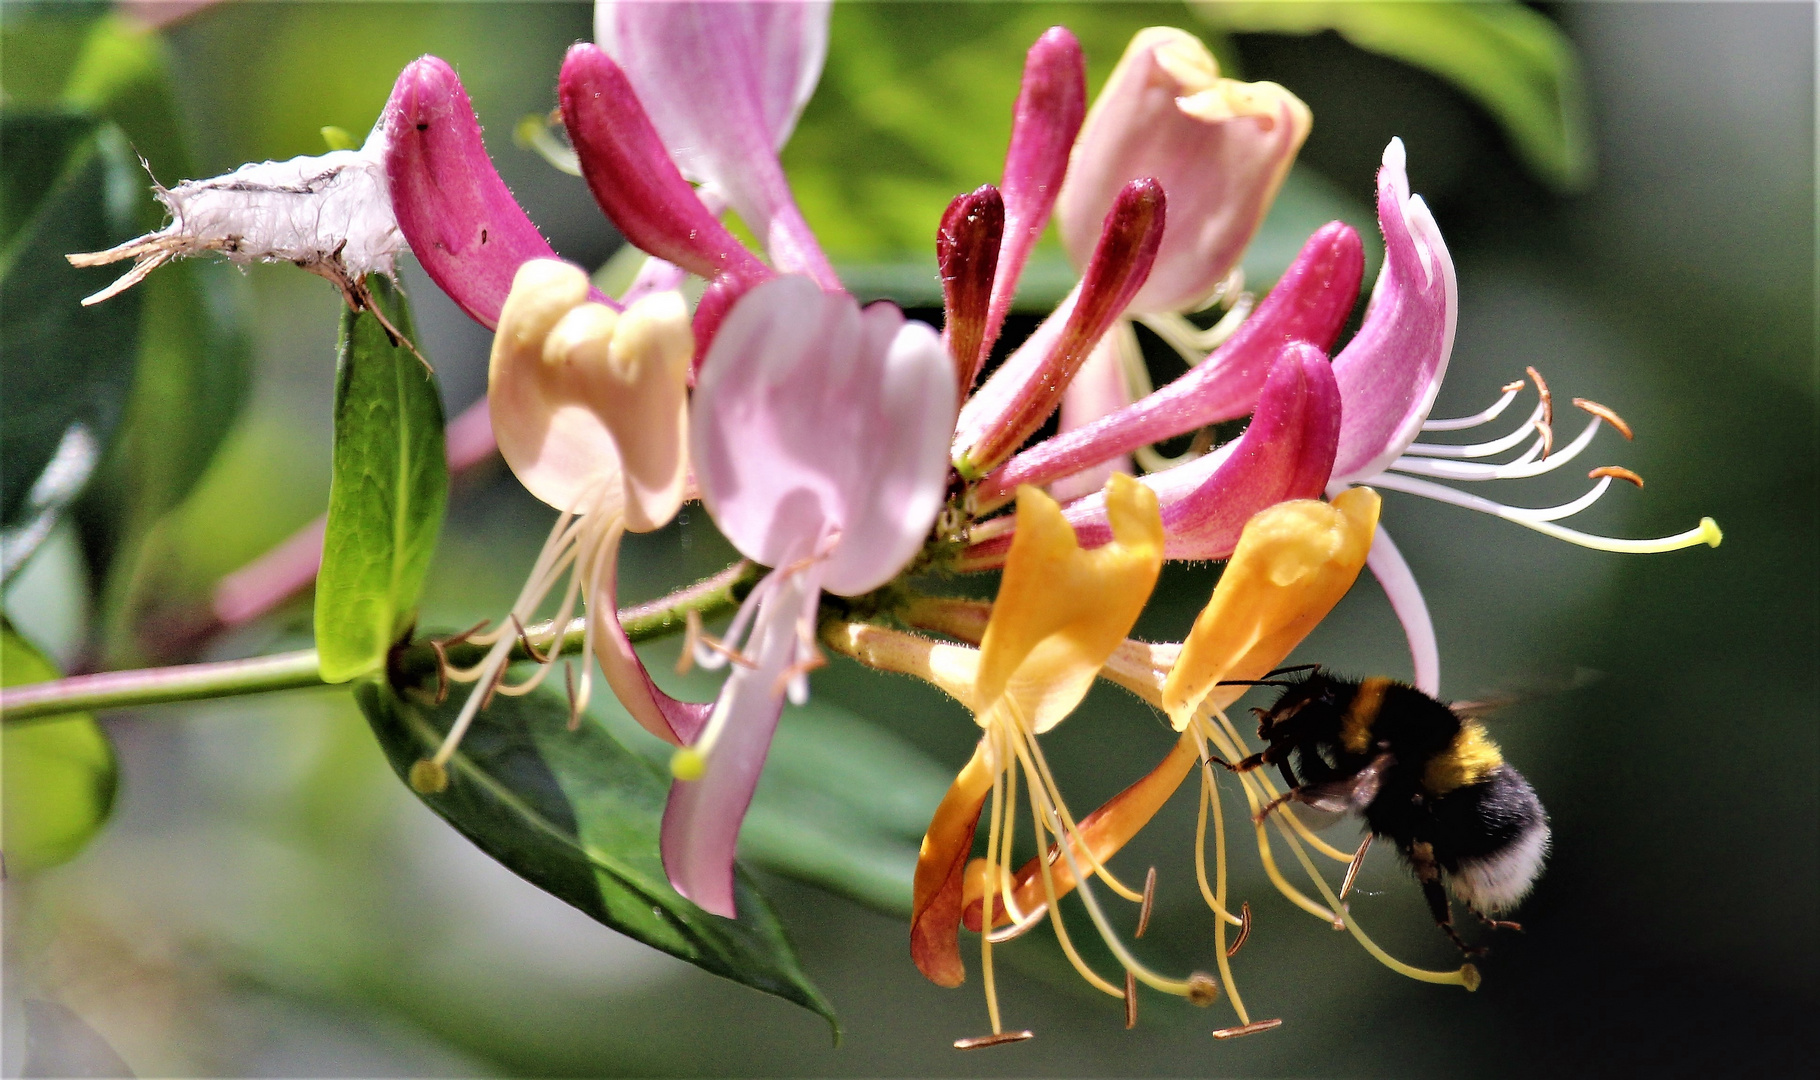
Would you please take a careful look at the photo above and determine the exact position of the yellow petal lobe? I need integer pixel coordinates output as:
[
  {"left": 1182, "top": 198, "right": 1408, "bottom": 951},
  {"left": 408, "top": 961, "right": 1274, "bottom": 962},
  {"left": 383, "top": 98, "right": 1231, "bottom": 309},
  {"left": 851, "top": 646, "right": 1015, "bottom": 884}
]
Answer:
[{"left": 1161, "top": 488, "right": 1380, "bottom": 728}]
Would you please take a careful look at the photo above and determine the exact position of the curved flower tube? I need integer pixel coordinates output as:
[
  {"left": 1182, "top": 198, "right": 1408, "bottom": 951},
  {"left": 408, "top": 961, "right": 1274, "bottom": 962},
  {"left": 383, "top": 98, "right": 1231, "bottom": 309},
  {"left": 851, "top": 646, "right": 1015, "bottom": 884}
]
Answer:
[
  {"left": 1057, "top": 27, "right": 1311, "bottom": 317},
  {"left": 978, "top": 221, "right": 1364, "bottom": 508},
  {"left": 593, "top": 0, "right": 839, "bottom": 287},
  {"left": 960, "top": 341, "right": 1341, "bottom": 568},
  {"left": 664, "top": 275, "right": 956, "bottom": 917},
  {"left": 383, "top": 56, "right": 612, "bottom": 330}
]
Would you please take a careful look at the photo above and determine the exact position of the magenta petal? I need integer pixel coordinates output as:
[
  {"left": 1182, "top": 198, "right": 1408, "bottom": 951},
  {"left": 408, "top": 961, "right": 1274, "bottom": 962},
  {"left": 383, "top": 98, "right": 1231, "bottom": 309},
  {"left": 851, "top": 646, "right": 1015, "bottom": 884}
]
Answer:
[
  {"left": 962, "top": 342, "right": 1339, "bottom": 567},
  {"left": 384, "top": 56, "right": 613, "bottom": 330},
  {"left": 559, "top": 44, "right": 770, "bottom": 285},
  {"left": 984, "top": 26, "right": 1086, "bottom": 360},
  {"left": 980, "top": 221, "right": 1364, "bottom": 503},
  {"left": 660, "top": 570, "right": 818, "bottom": 918},
  {"left": 1329, "top": 138, "right": 1458, "bottom": 482}
]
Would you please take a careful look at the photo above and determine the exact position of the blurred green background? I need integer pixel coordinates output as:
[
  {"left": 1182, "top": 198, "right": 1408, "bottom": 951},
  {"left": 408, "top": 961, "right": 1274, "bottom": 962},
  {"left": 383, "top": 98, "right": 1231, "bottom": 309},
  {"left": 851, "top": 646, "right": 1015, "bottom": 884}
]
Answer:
[{"left": 2, "top": 1, "right": 1813, "bottom": 1076}]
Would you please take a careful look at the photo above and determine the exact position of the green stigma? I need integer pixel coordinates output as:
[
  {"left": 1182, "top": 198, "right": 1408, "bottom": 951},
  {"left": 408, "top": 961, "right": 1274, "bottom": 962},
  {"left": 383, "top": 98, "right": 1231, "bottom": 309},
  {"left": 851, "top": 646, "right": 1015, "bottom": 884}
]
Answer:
[{"left": 670, "top": 747, "right": 706, "bottom": 781}]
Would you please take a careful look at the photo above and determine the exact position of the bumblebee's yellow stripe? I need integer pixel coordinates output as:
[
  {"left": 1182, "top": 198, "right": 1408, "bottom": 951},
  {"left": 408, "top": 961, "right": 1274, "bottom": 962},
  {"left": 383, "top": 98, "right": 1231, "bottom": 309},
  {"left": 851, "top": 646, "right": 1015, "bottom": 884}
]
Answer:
[
  {"left": 1339, "top": 677, "right": 1390, "bottom": 754},
  {"left": 1423, "top": 720, "right": 1505, "bottom": 794}
]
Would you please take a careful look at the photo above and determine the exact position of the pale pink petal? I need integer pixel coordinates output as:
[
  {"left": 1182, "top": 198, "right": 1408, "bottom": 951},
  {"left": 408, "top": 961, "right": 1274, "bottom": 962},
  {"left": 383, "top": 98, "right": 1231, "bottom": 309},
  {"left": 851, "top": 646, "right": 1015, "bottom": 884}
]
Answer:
[
  {"left": 978, "top": 221, "right": 1363, "bottom": 504},
  {"left": 691, "top": 276, "right": 955, "bottom": 595},
  {"left": 661, "top": 567, "right": 820, "bottom": 916},
  {"left": 1057, "top": 28, "right": 1310, "bottom": 315},
  {"left": 1358, "top": 521, "right": 1441, "bottom": 695},
  {"left": 984, "top": 26, "right": 1086, "bottom": 359},
  {"left": 384, "top": 56, "right": 614, "bottom": 330},
  {"left": 1049, "top": 333, "right": 1131, "bottom": 503},
  {"left": 1329, "top": 138, "right": 1458, "bottom": 483},
  {"left": 591, "top": 520, "right": 713, "bottom": 747},
  {"left": 952, "top": 179, "right": 1165, "bottom": 477},
  {"left": 961, "top": 342, "right": 1339, "bottom": 567},
  {"left": 593, "top": 1, "right": 838, "bottom": 288}
]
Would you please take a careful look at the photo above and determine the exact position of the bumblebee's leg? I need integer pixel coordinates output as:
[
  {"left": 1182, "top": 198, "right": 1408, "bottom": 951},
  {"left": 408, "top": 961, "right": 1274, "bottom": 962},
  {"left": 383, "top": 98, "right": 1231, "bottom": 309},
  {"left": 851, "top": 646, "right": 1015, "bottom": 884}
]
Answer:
[
  {"left": 1214, "top": 743, "right": 1288, "bottom": 775},
  {"left": 1410, "top": 841, "right": 1485, "bottom": 957},
  {"left": 1472, "top": 909, "right": 1523, "bottom": 933}
]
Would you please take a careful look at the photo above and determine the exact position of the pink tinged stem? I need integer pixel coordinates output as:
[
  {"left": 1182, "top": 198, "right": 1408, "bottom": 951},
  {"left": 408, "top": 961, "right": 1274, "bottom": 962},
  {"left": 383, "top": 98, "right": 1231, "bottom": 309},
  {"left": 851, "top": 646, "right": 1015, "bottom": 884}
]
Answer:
[
  {"left": 1329, "top": 138, "right": 1458, "bottom": 482},
  {"left": 959, "top": 342, "right": 1340, "bottom": 568},
  {"left": 383, "top": 56, "right": 613, "bottom": 331},
  {"left": 1360, "top": 521, "right": 1440, "bottom": 695},
  {"left": 590, "top": 521, "right": 712, "bottom": 747},
  {"left": 979, "top": 221, "right": 1364, "bottom": 507},
  {"left": 660, "top": 569, "right": 820, "bottom": 918},
  {"left": 938, "top": 185, "right": 1005, "bottom": 395},
  {"left": 984, "top": 26, "right": 1086, "bottom": 359},
  {"left": 558, "top": 44, "right": 770, "bottom": 287},
  {"left": 952, "top": 178, "right": 1166, "bottom": 478}
]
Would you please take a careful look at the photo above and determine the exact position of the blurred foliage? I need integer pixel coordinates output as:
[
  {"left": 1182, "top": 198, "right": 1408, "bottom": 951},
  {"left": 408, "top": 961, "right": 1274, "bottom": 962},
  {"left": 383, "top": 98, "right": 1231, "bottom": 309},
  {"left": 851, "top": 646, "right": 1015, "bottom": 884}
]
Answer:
[
  {"left": 2, "top": 622, "right": 117, "bottom": 873},
  {"left": 316, "top": 279, "right": 447, "bottom": 683},
  {"left": 1195, "top": 0, "right": 1594, "bottom": 192},
  {"left": 357, "top": 674, "right": 837, "bottom": 1030}
]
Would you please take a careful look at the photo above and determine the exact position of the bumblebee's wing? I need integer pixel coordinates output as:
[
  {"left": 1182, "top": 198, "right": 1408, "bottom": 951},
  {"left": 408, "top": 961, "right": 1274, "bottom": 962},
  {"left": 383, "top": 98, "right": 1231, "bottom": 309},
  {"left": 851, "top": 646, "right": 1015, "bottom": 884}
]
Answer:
[{"left": 1452, "top": 667, "right": 1603, "bottom": 719}]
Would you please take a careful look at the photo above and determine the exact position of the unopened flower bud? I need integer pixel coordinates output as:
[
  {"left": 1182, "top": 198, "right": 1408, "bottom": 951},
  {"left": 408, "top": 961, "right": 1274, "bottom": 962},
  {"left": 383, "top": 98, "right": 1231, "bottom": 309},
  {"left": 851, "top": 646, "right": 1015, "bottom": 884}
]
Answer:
[{"left": 1057, "top": 28, "right": 1310, "bottom": 315}]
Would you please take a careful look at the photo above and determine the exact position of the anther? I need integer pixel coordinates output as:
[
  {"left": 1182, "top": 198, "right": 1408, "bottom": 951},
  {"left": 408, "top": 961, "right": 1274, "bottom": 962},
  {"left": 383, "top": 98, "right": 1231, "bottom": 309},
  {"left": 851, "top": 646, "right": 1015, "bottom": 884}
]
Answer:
[
  {"left": 426, "top": 638, "right": 452, "bottom": 705},
  {"left": 1135, "top": 867, "right": 1157, "bottom": 938},
  {"left": 409, "top": 759, "right": 449, "bottom": 794},
  {"left": 1573, "top": 398, "right": 1634, "bottom": 440},
  {"left": 1589, "top": 465, "right": 1644, "bottom": 489},
  {"left": 1124, "top": 970, "right": 1138, "bottom": 1030},
  {"left": 1227, "top": 901, "right": 1252, "bottom": 958},
  {"left": 510, "top": 614, "right": 551, "bottom": 664},
  {"left": 1212, "top": 1019, "right": 1283, "bottom": 1039},
  {"left": 1501, "top": 379, "right": 1526, "bottom": 393},
  {"left": 1525, "top": 366, "right": 1555, "bottom": 458},
  {"left": 1186, "top": 972, "right": 1220, "bottom": 1007},
  {"left": 564, "top": 663, "right": 582, "bottom": 731},
  {"left": 772, "top": 651, "right": 828, "bottom": 699},
  {"left": 1340, "top": 834, "right": 1373, "bottom": 900},
  {"left": 953, "top": 1031, "right": 1034, "bottom": 1050}
]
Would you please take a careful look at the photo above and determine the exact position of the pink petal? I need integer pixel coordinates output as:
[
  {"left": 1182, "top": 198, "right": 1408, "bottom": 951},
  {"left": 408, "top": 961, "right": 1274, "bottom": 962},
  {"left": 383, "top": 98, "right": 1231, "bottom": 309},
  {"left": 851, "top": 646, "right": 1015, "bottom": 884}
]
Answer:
[
  {"left": 559, "top": 44, "right": 770, "bottom": 287},
  {"left": 1056, "top": 28, "right": 1310, "bottom": 315},
  {"left": 591, "top": 521, "right": 713, "bottom": 747},
  {"left": 1329, "top": 138, "right": 1458, "bottom": 482},
  {"left": 961, "top": 342, "right": 1339, "bottom": 567},
  {"left": 383, "top": 56, "right": 612, "bottom": 331},
  {"left": 1049, "top": 333, "right": 1132, "bottom": 503},
  {"left": 1359, "top": 521, "right": 1440, "bottom": 695},
  {"left": 977, "top": 221, "right": 1363, "bottom": 504},
  {"left": 983, "top": 26, "right": 1086, "bottom": 360},
  {"left": 593, "top": 1, "right": 839, "bottom": 288},
  {"left": 952, "top": 179, "right": 1166, "bottom": 477},
  {"left": 660, "top": 568, "right": 820, "bottom": 917},
  {"left": 691, "top": 277, "right": 955, "bottom": 596}
]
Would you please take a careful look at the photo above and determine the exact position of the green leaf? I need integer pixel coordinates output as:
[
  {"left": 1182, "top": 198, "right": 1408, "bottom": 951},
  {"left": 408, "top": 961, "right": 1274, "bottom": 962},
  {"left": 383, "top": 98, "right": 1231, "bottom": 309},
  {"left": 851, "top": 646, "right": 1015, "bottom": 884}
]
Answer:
[
  {"left": 315, "top": 280, "right": 447, "bottom": 683},
  {"left": 2, "top": 622, "right": 118, "bottom": 874},
  {"left": 354, "top": 678, "right": 837, "bottom": 1032},
  {"left": 740, "top": 700, "right": 952, "bottom": 916},
  {"left": 0, "top": 111, "right": 142, "bottom": 576},
  {"left": 1194, "top": 0, "right": 1594, "bottom": 192}
]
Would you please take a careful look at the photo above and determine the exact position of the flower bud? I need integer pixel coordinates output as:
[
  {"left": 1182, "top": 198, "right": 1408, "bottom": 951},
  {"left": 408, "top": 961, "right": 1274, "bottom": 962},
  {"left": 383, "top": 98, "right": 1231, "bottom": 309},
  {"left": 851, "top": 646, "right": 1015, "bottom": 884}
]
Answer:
[{"left": 1057, "top": 28, "right": 1310, "bottom": 315}]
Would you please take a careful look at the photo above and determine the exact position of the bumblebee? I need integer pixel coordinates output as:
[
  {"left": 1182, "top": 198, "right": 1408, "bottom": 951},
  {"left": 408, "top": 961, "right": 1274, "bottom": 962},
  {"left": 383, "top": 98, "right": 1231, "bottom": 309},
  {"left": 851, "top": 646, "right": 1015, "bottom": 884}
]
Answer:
[{"left": 1225, "top": 667, "right": 1550, "bottom": 955}]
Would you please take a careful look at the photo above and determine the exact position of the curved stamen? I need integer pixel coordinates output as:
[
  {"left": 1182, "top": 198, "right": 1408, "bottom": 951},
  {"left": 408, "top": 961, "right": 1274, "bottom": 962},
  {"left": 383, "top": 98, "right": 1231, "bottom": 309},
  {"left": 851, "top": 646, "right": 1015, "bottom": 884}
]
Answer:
[
  {"left": 1388, "top": 415, "right": 1602, "bottom": 481},
  {"left": 1401, "top": 401, "right": 1544, "bottom": 459},
  {"left": 1421, "top": 380, "right": 1525, "bottom": 431},
  {"left": 1368, "top": 472, "right": 1723, "bottom": 552}
]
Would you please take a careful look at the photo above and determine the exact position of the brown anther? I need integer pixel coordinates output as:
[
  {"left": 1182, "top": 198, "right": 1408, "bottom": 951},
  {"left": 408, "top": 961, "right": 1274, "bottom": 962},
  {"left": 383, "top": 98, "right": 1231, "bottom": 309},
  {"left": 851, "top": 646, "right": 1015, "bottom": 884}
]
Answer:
[
  {"left": 1135, "top": 867, "right": 1158, "bottom": 938},
  {"left": 1525, "top": 365, "right": 1554, "bottom": 427},
  {"left": 1501, "top": 379, "right": 1526, "bottom": 394},
  {"left": 1340, "top": 834, "right": 1373, "bottom": 900},
  {"left": 1589, "top": 465, "right": 1644, "bottom": 489},
  {"left": 408, "top": 758, "right": 449, "bottom": 794},
  {"left": 1124, "top": 970, "right": 1138, "bottom": 1030},
  {"left": 1186, "top": 972, "right": 1220, "bottom": 1007},
  {"left": 1536, "top": 419, "right": 1555, "bottom": 459},
  {"left": 477, "top": 664, "right": 507, "bottom": 712},
  {"left": 1574, "top": 397, "right": 1634, "bottom": 439},
  {"left": 1226, "top": 901, "right": 1252, "bottom": 958},
  {"left": 1212, "top": 1019, "right": 1283, "bottom": 1039},
  {"left": 510, "top": 614, "right": 551, "bottom": 664},
  {"left": 564, "top": 663, "right": 582, "bottom": 731},
  {"left": 426, "top": 638, "right": 452, "bottom": 705},
  {"left": 771, "top": 651, "right": 828, "bottom": 699},
  {"left": 953, "top": 1031, "right": 1034, "bottom": 1050},
  {"left": 442, "top": 618, "right": 492, "bottom": 647},
  {"left": 677, "top": 610, "right": 703, "bottom": 674}
]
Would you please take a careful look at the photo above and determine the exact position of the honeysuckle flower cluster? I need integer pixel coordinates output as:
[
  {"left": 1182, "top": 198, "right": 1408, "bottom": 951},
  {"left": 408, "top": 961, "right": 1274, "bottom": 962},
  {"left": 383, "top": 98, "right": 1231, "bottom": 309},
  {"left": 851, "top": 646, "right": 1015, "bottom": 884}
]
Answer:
[{"left": 77, "top": 0, "right": 1721, "bottom": 1046}]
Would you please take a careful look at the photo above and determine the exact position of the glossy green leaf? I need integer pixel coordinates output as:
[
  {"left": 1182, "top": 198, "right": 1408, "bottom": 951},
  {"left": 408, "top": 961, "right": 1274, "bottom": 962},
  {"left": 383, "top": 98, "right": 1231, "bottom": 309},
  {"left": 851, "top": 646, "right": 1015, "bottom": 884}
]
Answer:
[
  {"left": 2, "top": 623, "right": 118, "bottom": 874},
  {"left": 315, "top": 280, "right": 447, "bottom": 683},
  {"left": 740, "top": 700, "right": 952, "bottom": 916},
  {"left": 0, "top": 111, "right": 142, "bottom": 577},
  {"left": 1194, "top": 0, "right": 1594, "bottom": 192},
  {"left": 355, "top": 678, "right": 837, "bottom": 1032}
]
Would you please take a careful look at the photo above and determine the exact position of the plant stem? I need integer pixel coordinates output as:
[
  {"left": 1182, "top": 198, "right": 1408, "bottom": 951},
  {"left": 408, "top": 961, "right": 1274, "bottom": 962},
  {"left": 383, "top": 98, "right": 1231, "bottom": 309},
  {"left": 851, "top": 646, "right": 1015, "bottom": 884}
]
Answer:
[{"left": 3, "top": 561, "right": 756, "bottom": 724}]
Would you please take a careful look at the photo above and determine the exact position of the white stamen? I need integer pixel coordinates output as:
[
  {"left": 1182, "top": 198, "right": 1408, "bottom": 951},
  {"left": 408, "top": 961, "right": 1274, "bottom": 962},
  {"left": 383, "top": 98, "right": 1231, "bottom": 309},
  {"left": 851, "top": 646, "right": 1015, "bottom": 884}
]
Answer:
[
  {"left": 1367, "top": 472, "right": 1722, "bottom": 553},
  {"left": 1402, "top": 402, "right": 1544, "bottom": 458},
  {"left": 1388, "top": 415, "right": 1600, "bottom": 481},
  {"left": 1421, "top": 383, "right": 1524, "bottom": 431}
]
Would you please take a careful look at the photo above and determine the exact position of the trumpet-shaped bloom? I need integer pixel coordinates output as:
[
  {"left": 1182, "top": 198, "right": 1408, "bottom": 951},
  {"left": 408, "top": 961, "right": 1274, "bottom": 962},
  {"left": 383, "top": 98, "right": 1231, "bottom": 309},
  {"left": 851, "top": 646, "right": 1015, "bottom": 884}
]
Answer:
[
  {"left": 1057, "top": 27, "right": 1311, "bottom": 317},
  {"left": 664, "top": 276, "right": 956, "bottom": 918}
]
